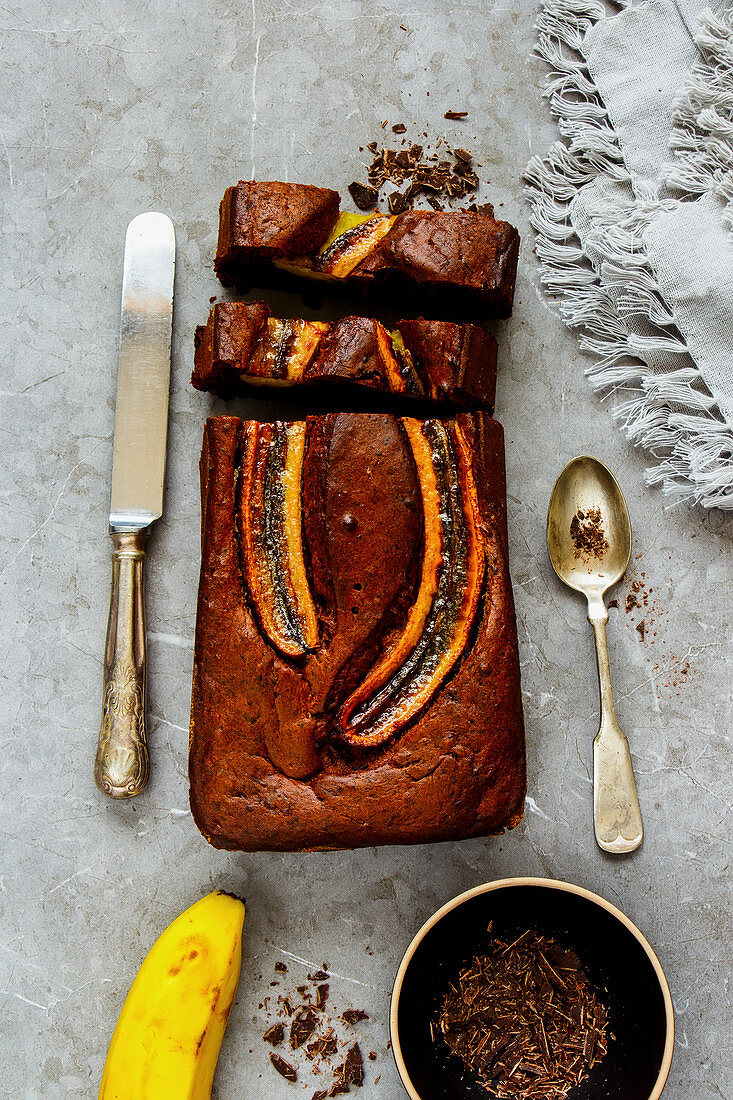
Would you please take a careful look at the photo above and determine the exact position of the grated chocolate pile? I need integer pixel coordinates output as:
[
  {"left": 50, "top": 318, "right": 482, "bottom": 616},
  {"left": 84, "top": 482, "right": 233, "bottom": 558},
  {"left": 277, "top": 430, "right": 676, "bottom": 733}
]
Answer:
[
  {"left": 349, "top": 119, "right": 492, "bottom": 214},
  {"left": 260, "top": 961, "right": 377, "bottom": 1097},
  {"left": 438, "top": 929, "right": 611, "bottom": 1100}
]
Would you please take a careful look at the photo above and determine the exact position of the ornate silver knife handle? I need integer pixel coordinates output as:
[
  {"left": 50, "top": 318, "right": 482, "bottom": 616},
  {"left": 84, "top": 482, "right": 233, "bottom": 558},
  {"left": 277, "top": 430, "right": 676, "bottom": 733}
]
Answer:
[{"left": 95, "top": 529, "right": 150, "bottom": 798}]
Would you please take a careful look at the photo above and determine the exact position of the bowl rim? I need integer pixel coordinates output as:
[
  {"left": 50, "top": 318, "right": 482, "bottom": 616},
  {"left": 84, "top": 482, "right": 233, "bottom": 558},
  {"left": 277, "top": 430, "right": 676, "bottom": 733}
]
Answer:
[{"left": 390, "top": 876, "right": 675, "bottom": 1100}]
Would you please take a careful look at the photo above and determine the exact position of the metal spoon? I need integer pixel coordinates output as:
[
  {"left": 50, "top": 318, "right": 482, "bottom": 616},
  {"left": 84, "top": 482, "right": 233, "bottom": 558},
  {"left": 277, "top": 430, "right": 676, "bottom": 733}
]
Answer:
[{"left": 547, "top": 456, "right": 643, "bottom": 854}]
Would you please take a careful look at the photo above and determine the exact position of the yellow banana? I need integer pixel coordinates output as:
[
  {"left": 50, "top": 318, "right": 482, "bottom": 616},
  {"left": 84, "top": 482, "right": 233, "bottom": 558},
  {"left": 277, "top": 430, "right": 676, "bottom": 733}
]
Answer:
[{"left": 99, "top": 890, "right": 245, "bottom": 1099}]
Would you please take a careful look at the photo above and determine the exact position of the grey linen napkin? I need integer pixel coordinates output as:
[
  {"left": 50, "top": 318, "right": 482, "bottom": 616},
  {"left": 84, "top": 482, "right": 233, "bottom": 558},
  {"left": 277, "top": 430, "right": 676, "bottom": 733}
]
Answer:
[{"left": 526, "top": 0, "right": 733, "bottom": 509}]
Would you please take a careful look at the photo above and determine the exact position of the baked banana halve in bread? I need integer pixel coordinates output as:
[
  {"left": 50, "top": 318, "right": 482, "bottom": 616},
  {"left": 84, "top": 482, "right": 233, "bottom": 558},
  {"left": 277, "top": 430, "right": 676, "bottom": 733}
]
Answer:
[
  {"left": 214, "top": 181, "right": 520, "bottom": 318},
  {"left": 189, "top": 412, "right": 525, "bottom": 851},
  {"left": 192, "top": 301, "right": 498, "bottom": 409}
]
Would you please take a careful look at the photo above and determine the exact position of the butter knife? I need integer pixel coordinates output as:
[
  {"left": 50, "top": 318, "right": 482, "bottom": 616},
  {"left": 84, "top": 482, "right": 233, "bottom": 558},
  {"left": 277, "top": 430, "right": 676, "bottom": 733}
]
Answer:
[{"left": 95, "top": 212, "right": 175, "bottom": 799}]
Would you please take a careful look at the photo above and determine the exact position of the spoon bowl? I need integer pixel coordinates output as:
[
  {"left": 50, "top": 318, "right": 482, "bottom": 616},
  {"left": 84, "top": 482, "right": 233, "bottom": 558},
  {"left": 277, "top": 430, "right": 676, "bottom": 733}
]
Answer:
[{"left": 547, "top": 455, "right": 631, "bottom": 604}]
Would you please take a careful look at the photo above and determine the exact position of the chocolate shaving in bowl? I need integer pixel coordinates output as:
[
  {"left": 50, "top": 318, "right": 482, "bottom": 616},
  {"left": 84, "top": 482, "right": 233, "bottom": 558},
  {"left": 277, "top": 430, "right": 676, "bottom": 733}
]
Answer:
[
  {"left": 570, "top": 507, "right": 608, "bottom": 560},
  {"left": 437, "top": 928, "right": 611, "bottom": 1100}
]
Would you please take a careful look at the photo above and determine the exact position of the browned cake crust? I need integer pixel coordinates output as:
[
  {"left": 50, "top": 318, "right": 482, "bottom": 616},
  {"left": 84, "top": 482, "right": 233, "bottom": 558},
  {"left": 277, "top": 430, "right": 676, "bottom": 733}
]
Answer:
[
  {"left": 217, "top": 180, "right": 340, "bottom": 259},
  {"left": 214, "top": 181, "right": 520, "bottom": 318},
  {"left": 189, "top": 412, "right": 525, "bottom": 851},
  {"left": 192, "top": 301, "right": 498, "bottom": 409}
]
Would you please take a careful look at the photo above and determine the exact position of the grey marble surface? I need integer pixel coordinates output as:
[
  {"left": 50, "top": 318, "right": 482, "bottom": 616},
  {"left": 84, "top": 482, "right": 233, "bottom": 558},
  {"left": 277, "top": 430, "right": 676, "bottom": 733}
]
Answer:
[{"left": 0, "top": 1, "right": 731, "bottom": 1097}]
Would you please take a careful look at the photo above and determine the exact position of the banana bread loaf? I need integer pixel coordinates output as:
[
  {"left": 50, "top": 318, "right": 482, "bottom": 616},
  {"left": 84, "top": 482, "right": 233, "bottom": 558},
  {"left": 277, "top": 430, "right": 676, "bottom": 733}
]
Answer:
[{"left": 189, "top": 412, "right": 525, "bottom": 851}]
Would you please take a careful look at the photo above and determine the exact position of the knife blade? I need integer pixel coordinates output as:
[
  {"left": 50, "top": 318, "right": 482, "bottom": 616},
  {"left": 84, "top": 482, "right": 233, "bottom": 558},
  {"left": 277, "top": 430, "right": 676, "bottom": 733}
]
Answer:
[{"left": 95, "top": 212, "right": 175, "bottom": 799}]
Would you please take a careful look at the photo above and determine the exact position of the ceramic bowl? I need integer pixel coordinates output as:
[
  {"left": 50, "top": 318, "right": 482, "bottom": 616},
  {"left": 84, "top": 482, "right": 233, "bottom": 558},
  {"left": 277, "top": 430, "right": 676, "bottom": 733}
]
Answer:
[{"left": 391, "top": 877, "right": 674, "bottom": 1100}]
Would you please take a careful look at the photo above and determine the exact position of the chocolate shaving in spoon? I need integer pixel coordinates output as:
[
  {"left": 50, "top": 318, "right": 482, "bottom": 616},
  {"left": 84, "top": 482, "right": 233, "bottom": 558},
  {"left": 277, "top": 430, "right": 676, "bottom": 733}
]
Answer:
[{"left": 570, "top": 507, "right": 608, "bottom": 560}]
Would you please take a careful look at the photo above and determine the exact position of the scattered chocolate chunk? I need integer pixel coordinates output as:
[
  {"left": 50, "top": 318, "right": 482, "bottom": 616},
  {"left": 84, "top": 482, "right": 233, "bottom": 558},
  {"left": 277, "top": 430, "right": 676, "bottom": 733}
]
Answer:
[
  {"left": 608, "top": 599, "right": 619, "bottom": 609},
  {"left": 368, "top": 1051, "right": 377, "bottom": 1061},
  {"left": 387, "top": 189, "right": 409, "bottom": 214},
  {"left": 636, "top": 620, "right": 645, "bottom": 640},
  {"left": 270, "top": 1052, "right": 298, "bottom": 1082},
  {"left": 343, "top": 1044, "right": 365, "bottom": 1086},
  {"left": 444, "top": 110, "right": 468, "bottom": 120},
  {"left": 316, "top": 983, "right": 330, "bottom": 1010},
  {"left": 348, "top": 181, "right": 378, "bottom": 210},
  {"left": 438, "top": 928, "right": 611, "bottom": 1100},
  {"left": 264, "top": 1022, "right": 285, "bottom": 1046},
  {"left": 342, "top": 1009, "right": 369, "bottom": 1025},
  {"left": 312, "top": 1092, "right": 328, "bottom": 1100},
  {"left": 570, "top": 507, "right": 609, "bottom": 560},
  {"left": 468, "top": 200, "right": 494, "bottom": 217},
  {"left": 330, "top": 1042, "right": 365, "bottom": 1094},
  {"left": 307, "top": 1029, "right": 339, "bottom": 1060},
  {"left": 291, "top": 1007, "right": 319, "bottom": 1048},
  {"left": 308, "top": 969, "right": 330, "bottom": 981},
  {"left": 392, "top": 122, "right": 407, "bottom": 133},
  {"left": 356, "top": 132, "right": 484, "bottom": 212},
  {"left": 626, "top": 593, "right": 639, "bottom": 612},
  {"left": 275, "top": 961, "right": 288, "bottom": 973}
]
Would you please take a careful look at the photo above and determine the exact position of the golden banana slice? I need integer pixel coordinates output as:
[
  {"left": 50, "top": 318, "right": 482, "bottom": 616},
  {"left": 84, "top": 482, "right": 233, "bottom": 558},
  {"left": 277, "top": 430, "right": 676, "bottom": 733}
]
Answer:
[{"left": 98, "top": 891, "right": 245, "bottom": 1099}]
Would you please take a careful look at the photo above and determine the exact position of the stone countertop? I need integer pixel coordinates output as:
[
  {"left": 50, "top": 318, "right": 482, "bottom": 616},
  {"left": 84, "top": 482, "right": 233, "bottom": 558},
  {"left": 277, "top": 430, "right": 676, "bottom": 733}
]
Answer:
[{"left": 0, "top": 1, "right": 730, "bottom": 1096}]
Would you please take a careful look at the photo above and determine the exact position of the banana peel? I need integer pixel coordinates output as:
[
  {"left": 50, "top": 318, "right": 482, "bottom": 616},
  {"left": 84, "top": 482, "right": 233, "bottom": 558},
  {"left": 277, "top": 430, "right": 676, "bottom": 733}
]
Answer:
[{"left": 99, "top": 890, "right": 245, "bottom": 1099}]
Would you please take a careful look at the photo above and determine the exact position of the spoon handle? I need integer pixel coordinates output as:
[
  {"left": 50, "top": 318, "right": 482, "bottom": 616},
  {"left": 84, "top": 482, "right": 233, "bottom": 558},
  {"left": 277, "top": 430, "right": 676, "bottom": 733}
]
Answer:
[{"left": 588, "top": 611, "right": 643, "bottom": 853}]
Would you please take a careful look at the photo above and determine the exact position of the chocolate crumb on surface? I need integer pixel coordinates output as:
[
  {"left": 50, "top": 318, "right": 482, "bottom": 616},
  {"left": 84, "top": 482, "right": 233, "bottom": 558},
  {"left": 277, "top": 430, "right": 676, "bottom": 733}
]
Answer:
[
  {"left": 290, "top": 1006, "right": 319, "bottom": 1049},
  {"left": 263, "top": 1022, "right": 285, "bottom": 1046},
  {"left": 312, "top": 1091, "right": 328, "bottom": 1100},
  {"left": 438, "top": 928, "right": 611, "bottom": 1100},
  {"left": 275, "top": 961, "right": 288, "bottom": 973},
  {"left": 342, "top": 1009, "right": 369, "bottom": 1025},
  {"left": 347, "top": 181, "right": 378, "bottom": 210},
  {"left": 270, "top": 1052, "right": 298, "bottom": 1082},
  {"left": 331, "top": 1042, "right": 365, "bottom": 1093},
  {"left": 352, "top": 129, "right": 486, "bottom": 213},
  {"left": 444, "top": 110, "right": 468, "bottom": 119},
  {"left": 263, "top": 968, "right": 372, "bottom": 1094},
  {"left": 570, "top": 507, "right": 609, "bottom": 560},
  {"left": 344, "top": 1043, "right": 365, "bottom": 1086}
]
